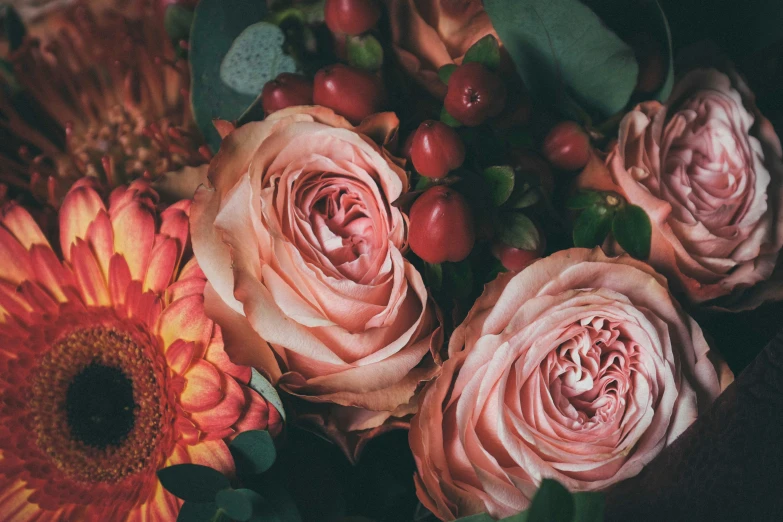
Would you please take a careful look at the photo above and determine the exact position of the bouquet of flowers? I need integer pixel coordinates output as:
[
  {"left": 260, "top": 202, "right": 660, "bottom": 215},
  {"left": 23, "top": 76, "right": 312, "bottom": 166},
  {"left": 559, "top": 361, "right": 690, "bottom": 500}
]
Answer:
[{"left": 1, "top": 0, "right": 782, "bottom": 520}]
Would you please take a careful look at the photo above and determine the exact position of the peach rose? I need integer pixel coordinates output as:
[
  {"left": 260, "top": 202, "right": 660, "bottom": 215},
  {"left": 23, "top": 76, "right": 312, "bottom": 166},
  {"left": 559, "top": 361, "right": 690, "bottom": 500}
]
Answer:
[
  {"left": 386, "top": 0, "right": 499, "bottom": 97},
  {"left": 410, "top": 249, "right": 731, "bottom": 520},
  {"left": 578, "top": 68, "right": 783, "bottom": 308},
  {"left": 191, "top": 106, "right": 442, "bottom": 459}
]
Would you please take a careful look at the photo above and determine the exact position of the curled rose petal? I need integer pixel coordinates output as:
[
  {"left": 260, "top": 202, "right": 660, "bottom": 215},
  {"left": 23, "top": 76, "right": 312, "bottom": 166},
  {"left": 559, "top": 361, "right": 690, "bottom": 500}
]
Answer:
[
  {"left": 410, "top": 248, "right": 730, "bottom": 520},
  {"left": 191, "top": 106, "right": 442, "bottom": 458},
  {"left": 579, "top": 68, "right": 783, "bottom": 309}
]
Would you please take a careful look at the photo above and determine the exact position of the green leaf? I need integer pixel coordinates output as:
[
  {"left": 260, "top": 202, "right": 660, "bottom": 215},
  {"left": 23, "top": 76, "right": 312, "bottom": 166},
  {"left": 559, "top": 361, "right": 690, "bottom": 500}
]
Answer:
[
  {"left": 612, "top": 204, "right": 651, "bottom": 259},
  {"left": 525, "top": 479, "right": 574, "bottom": 522},
  {"left": 572, "top": 492, "right": 605, "bottom": 522},
  {"left": 1, "top": 4, "right": 25, "bottom": 51},
  {"left": 157, "top": 464, "right": 230, "bottom": 503},
  {"left": 216, "top": 489, "right": 265, "bottom": 522},
  {"left": 650, "top": 0, "right": 673, "bottom": 102},
  {"left": 438, "top": 64, "right": 458, "bottom": 84},
  {"left": 440, "top": 106, "right": 462, "bottom": 128},
  {"left": 243, "top": 477, "right": 303, "bottom": 522},
  {"left": 248, "top": 369, "right": 286, "bottom": 422},
  {"left": 424, "top": 262, "right": 443, "bottom": 292},
  {"left": 189, "top": 0, "right": 268, "bottom": 152},
  {"left": 165, "top": 5, "right": 194, "bottom": 46},
  {"left": 414, "top": 176, "right": 432, "bottom": 191},
  {"left": 573, "top": 204, "right": 612, "bottom": 248},
  {"left": 566, "top": 191, "right": 604, "bottom": 210},
  {"left": 463, "top": 34, "right": 501, "bottom": 70},
  {"left": 499, "top": 511, "right": 529, "bottom": 522},
  {"left": 498, "top": 213, "right": 541, "bottom": 251},
  {"left": 484, "top": 0, "right": 638, "bottom": 119},
  {"left": 220, "top": 22, "right": 297, "bottom": 96},
  {"left": 483, "top": 166, "right": 516, "bottom": 206},
  {"left": 177, "top": 502, "right": 218, "bottom": 522},
  {"left": 346, "top": 34, "right": 384, "bottom": 71},
  {"left": 230, "top": 430, "right": 276, "bottom": 477}
]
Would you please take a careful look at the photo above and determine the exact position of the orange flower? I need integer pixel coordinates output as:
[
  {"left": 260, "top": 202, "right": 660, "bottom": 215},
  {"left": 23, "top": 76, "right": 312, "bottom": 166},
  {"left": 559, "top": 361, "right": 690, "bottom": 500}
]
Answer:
[
  {"left": 0, "top": 0, "right": 208, "bottom": 208},
  {"left": 0, "top": 180, "right": 281, "bottom": 521}
]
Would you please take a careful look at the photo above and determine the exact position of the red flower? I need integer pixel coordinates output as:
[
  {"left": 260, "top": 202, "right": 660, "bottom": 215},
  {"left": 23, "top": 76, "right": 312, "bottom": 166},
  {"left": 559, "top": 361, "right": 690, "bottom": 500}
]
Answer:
[{"left": 0, "top": 180, "right": 281, "bottom": 521}]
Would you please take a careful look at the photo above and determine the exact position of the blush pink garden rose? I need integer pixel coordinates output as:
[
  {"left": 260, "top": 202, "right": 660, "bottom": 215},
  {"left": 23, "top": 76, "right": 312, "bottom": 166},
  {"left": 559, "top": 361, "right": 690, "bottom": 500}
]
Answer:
[
  {"left": 578, "top": 68, "right": 783, "bottom": 308},
  {"left": 386, "top": 0, "right": 499, "bottom": 97},
  {"left": 410, "top": 248, "right": 732, "bottom": 520},
  {"left": 190, "top": 106, "right": 442, "bottom": 459}
]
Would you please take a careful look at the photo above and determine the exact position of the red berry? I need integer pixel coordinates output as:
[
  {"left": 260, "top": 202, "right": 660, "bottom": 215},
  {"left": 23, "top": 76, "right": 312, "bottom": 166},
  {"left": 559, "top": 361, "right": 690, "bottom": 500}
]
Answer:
[
  {"left": 261, "top": 73, "right": 314, "bottom": 116},
  {"left": 510, "top": 149, "right": 554, "bottom": 196},
  {"left": 324, "top": 0, "right": 381, "bottom": 36},
  {"left": 444, "top": 62, "right": 507, "bottom": 127},
  {"left": 542, "top": 121, "right": 591, "bottom": 171},
  {"left": 401, "top": 132, "right": 416, "bottom": 163},
  {"left": 492, "top": 241, "right": 542, "bottom": 272},
  {"left": 410, "top": 120, "right": 465, "bottom": 178},
  {"left": 409, "top": 186, "right": 475, "bottom": 264},
  {"left": 313, "top": 64, "right": 386, "bottom": 124}
]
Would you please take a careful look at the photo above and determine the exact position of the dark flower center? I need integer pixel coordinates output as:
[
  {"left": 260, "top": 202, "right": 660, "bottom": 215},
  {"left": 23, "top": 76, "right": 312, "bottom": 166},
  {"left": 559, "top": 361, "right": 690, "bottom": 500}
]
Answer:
[{"left": 66, "top": 364, "right": 136, "bottom": 449}]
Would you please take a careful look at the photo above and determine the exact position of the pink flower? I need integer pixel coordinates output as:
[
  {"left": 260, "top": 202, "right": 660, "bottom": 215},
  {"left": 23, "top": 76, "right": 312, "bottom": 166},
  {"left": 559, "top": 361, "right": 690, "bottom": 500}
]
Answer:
[
  {"left": 578, "top": 68, "right": 783, "bottom": 308},
  {"left": 410, "top": 249, "right": 731, "bottom": 520},
  {"left": 191, "top": 106, "right": 442, "bottom": 459},
  {"left": 386, "top": 0, "right": 499, "bottom": 97}
]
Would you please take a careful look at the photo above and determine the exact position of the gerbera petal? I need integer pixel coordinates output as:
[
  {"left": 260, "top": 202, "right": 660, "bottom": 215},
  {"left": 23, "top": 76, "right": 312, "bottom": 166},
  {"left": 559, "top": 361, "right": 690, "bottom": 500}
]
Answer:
[
  {"left": 231, "top": 388, "right": 271, "bottom": 435},
  {"left": 166, "top": 339, "right": 195, "bottom": 376},
  {"left": 0, "top": 225, "right": 32, "bottom": 285},
  {"left": 204, "top": 334, "right": 252, "bottom": 383},
  {"left": 189, "top": 375, "right": 245, "bottom": 433},
  {"left": 70, "top": 239, "right": 111, "bottom": 306},
  {"left": 1, "top": 203, "right": 48, "bottom": 249},
  {"left": 59, "top": 183, "right": 106, "bottom": 261},
  {"left": 30, "top": 245, "right": 76, "bottom": 303},
  {"left": 143, "top": 237, "right": 178, "bottom": 294},
  {"left": 110, "top": 196, "right": 156, "bottom": 281},
  {"left": 160, "top": 200, "right": 191, "bottom": 253},
  {"left": 157, "top": 294, "right": 213, "bottom": 351},
  {"left": 183, "top": 439, "right": 234, "bottom": 476},
  {"left": 109, "top": 254, "right": 133, "bottom": 307},
  {"left": 181, "top": 360, "right": 224, "bottom": 412},
  {"left": 85, "top": 210, "right": 115, "bottom": 278}
]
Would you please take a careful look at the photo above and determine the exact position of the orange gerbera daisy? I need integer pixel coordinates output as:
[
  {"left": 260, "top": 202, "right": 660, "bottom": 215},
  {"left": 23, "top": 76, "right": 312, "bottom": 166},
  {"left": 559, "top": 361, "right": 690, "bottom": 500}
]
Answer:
[
  {"left": 0, "top": 179, "right": 282, "bottom": 521},
  {"left": 0, "top": 0, "right": 208, "bottom": 207}
]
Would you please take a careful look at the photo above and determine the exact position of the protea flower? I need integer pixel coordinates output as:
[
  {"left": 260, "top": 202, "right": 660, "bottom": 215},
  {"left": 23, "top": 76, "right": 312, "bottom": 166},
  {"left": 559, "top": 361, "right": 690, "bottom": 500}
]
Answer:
[
  {"left": 0, "top": 0, "right": 208, "bottom": 208},
  {"left": 0, "top": 180, "right": 282, "bottom": 521}
]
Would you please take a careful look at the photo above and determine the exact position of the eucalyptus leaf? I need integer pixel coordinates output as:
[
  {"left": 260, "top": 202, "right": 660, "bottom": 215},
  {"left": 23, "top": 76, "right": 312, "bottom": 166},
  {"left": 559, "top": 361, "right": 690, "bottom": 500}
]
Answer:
[
  {"left": 230, "top": 430, "right": 277, "bottom": 476},
  {"left": 438, "top": 64, "right": 457, "bottom": 84},
  {"left": 612, "top": 204, "right": 651, "bottom": 259},
  {"left": 347, "top": 34, "right": 384, "bottom": 71},
  {"left": 525, "top": 479, "right": 574, "bottom": 522},
  {"left": 248, "top": 368, "right": 286, "bottom": 421},
  {"left": 216, "top": 489, "right": 265, "bottom": 522},
  {"left": 499, "top": 511, "right": 529, "bottom": 521},
  {"left": 573, "top": 491, "right": 605, "bottom": 522},
  {"left": 573, "top": 204, "right": 613, "bottom": 248},
  {"left": 463, "top": 35, "right": 501, "bottom": 70},
  {"left": 499, "top": 213, "right": 541, "bottom": 251},
  {"left": 157, "top": 464, "right": 230, "bottom": 503},
  {"left": 567, "top": 191, "right": 604, "bottom": 210},
  {"left": 189, "top": 0, "right": 268, "bottom": 152},
  {"left": 177, "top": 501, "right": 219, "bottom": 522},
  {"left": 484, "top": 0, "right": 638, "bottom": 118},
  {"left": 483, "top": 166, "right": 515, "bottom": 206},
  {"left": 220, "top": 22, "right": 297, "bottom": 96}
]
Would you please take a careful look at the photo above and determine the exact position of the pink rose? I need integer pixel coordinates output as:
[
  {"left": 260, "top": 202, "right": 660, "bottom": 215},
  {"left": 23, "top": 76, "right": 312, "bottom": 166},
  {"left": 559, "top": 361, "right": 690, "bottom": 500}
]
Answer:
[
  {"left": 191, "top": 106, "right": 442, "bottom": 459},
  {"left": 579, "top": 68, "right": 783, "bottom": 308},
  {"left": 386, "top": 0, "right": 499, "bottom": 97},
  {"left": 410, "top": 249, "right": 731, "bottom": 520}
]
